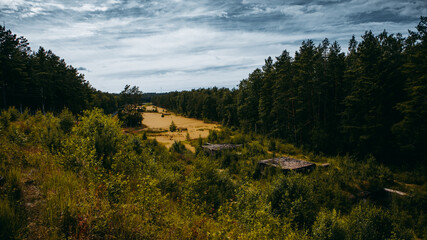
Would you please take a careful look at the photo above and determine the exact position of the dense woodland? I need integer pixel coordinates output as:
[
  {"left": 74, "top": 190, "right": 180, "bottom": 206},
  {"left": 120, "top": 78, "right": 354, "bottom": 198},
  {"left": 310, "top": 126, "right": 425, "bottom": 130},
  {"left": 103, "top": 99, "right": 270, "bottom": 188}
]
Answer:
[
  {"left": 0, "top": 18, "right": 426, "bottom": 240},
  {"left": 153, "top": 17, "right": 427, "bottom": 164}
]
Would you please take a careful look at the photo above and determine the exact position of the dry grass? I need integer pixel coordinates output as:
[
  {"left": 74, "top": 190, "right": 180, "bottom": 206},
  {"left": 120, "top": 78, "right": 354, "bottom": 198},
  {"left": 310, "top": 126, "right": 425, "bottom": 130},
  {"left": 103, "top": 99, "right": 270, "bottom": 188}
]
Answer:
[{"left": 142, "top": 106, "right": 220, "bottom": 152}]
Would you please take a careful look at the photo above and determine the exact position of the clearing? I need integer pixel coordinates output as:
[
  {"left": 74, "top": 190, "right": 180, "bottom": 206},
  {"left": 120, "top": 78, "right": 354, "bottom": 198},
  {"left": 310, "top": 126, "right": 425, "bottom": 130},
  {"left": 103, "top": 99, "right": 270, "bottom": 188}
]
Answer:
[{"left": 141, "top": 105, "right": 220, "bottom": 152}]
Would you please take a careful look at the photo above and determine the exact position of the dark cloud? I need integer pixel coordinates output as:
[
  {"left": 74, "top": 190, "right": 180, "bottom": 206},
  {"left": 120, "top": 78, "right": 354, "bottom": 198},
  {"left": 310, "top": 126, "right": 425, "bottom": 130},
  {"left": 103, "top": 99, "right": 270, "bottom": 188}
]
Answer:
[{"left": 349, "top": 10, "right": 419, "bottom": 24}]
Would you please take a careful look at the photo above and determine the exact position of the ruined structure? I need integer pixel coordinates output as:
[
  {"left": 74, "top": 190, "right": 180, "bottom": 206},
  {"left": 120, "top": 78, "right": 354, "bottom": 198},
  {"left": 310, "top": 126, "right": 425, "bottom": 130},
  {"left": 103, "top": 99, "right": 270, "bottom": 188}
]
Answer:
[{"left": 257, "top": 156, "right": 315, "bottom": 173}]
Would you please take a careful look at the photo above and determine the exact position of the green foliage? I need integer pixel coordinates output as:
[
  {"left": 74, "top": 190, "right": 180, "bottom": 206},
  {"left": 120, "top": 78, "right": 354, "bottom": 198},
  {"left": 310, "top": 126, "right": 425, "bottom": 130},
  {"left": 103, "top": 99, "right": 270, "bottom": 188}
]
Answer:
[
  {"left": 208, "top": 129, "right": 218, "bottom": 142},
  {"left": 0, "top": 26, "right": 121, "bottom": 114},
  {"left": 59, "top": 108, "right": 74, "bottom": 134},
  {"left": 392, "top": 17, "right": 427, "bottom": 161},
  {"left": 170, "top": 141, "right": 186, "bottom": 153},
  {"left": 268, "top": 139, "right": 276, "bottom": 151},
  {"left": 169, "top": 120, "right": 177, "bottom": 132},
  {"left": 142, "top": 131, "right": 148, "bottom": 140},
  {"left": 119, "top": 85, "right": 142, "bottom": 106},
  {"left": 118, "top": 104, "right": 143, "bottom": 127},
  {"left": 312, "top": 209, "right": 345, "bottom": 240},
  {"left": 0, "top": 198, "right": 19, "bottom": 239},
  {"left": 270, "top": 172, "right": 319, "bottom": 228},
  {"left": 183, "top": 156, "right": 236, "bottom": 214},
  {"left": 73, "top": 108, "right": 123, "bottom": 169},
  {"left": 0, "top": 108, "right": 14, "bottom": 129},
  {"left": 3, "top": 19, "right": 427, "bottom": 236},
  {"left": 0, "top": 105, "right": 424, "bottom": 239},
  {"left": 0, "top": 114, "right": 9, "bottom": 131},
  {"left": 343, "top": 202, "right": 394, "bottom": 240},
  {"left": 0, "top": 156, "right": 23, "bottom": 239},
  {"left": 4, "top": 168, "right": 21, "bottom": 201},
  {"left": 6, "top": 107, "right": 20, "bottom": 122},
  {"left": 59, "top": 135, "right": 97, "bottom": 173},
  {"left": 24, "top": 111, "right": 63, "bottom": 151},
  {"left": 153, "top": 18, "right": 427, "bottom": 163}
]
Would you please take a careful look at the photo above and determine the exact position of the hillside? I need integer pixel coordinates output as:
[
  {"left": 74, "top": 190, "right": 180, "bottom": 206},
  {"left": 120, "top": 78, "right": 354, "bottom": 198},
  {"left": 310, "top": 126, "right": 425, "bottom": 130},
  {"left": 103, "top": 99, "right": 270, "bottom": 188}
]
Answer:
[{"left": 0, "top": 107, "right": 426, "bottom": 239}]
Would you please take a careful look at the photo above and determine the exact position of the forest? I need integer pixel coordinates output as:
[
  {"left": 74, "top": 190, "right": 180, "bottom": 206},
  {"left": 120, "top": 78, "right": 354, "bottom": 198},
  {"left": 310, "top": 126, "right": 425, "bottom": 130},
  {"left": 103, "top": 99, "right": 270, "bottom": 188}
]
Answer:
[
  {"left": 153, "top": 17, "right": 427, "bottom": 165},
  {"left": 0, "top": 17, "right": 426, "bottom": 240}
]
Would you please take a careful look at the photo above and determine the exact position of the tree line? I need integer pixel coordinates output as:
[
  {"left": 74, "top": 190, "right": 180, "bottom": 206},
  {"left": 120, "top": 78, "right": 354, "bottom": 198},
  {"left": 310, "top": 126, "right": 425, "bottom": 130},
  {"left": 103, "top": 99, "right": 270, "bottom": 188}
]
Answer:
[
  {"left": 0, "top": 25, "right": 146, "bottom": 114},
  {"left": 153, "top": 17, "right": 427, "bottom": 164}
]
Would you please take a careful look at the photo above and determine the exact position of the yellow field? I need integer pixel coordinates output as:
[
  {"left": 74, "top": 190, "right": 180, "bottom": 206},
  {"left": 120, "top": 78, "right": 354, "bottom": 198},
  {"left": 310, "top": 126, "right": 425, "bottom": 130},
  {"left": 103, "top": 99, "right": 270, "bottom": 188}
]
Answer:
[{"left": 142, "top": 106, "right": 220, "bottom": 151}]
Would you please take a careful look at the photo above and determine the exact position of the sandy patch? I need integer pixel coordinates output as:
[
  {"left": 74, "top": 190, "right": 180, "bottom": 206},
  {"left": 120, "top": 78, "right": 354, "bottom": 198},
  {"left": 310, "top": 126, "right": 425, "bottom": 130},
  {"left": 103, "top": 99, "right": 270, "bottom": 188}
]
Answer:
[{"left": 142, "top": 106, "right": 220, "bottom": 152}]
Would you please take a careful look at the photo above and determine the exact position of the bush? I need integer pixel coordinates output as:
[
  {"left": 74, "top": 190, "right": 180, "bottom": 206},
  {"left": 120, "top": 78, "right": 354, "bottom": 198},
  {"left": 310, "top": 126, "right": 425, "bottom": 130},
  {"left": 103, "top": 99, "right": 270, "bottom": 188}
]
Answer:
[
  {"left": 73, "top": 108, "right": 123, "bottom": 169},
  {"left": 344, "top": 202, "right": 393, "bottom": 240},
  {"left": 208, "top": 130, "right": 218, "bottom": 142},
  {"left": 59, "top": 136, "right": 97, "bottom": 173},
  {"left": 312, "top": 209, "right": 344, "bottom": 240},
  {"left": 184, "top": 157, "right": 235, "bottom": 213},
  {"left": 0, "top": 109, "right": 11, "bottom": 129},
  {"left": 270, "top": 173, "right": 318, "bottom": 228},
  {"left": 118, "top": 104, "right": 143, "bottom": 127},
  {"left": 169, "top": 121, "right": 177, "bottom": 132},
  {"left": 5, "top": 168, "right": 21, "bottom": 201},
  {"left": 30, "top": 112, "right": 62, "bottom": 151},
  {"left": 171, "top": 141, "right": 186, "bottom": 153},
  {"left": 6, "top": 106, "right": 20, "bottom": 122},
  {"left": 0, "top": 106, "right": 21, "bottom": 128},
  {"left": 59, "top": 108, "right": 74, "bottom": 134}
]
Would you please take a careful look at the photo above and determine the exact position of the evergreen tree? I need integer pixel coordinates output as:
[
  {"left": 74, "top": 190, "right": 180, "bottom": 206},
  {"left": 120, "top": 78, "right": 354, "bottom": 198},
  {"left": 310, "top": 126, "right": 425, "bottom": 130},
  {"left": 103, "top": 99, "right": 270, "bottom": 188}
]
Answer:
[
  {"left": 237, "top": 69, "right": 262, "bottom": 132},
  {"left": 393, "top": 17, "right": 427, "bottom": 161}
]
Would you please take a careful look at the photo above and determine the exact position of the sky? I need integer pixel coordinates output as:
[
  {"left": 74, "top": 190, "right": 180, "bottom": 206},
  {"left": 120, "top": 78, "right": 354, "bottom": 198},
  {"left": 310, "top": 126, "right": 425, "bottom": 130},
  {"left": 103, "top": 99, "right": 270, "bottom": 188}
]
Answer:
[{"left": 1, "top": 0, "right": 426, "bottom": 93}]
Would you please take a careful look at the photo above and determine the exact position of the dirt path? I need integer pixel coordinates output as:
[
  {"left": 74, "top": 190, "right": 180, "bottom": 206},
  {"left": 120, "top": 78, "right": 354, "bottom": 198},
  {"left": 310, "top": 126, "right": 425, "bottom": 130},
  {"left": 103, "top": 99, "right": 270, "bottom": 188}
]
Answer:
[{"left": 142, "top": 106, "right": 220, "bottom": 152}]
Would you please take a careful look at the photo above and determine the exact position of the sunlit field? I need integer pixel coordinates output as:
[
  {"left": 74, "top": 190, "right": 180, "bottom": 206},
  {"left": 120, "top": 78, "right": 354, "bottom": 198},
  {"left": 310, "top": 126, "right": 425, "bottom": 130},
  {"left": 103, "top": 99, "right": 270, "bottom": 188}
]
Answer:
[{"left": 142, "top": 105, "right": 220, "bottom": 151}]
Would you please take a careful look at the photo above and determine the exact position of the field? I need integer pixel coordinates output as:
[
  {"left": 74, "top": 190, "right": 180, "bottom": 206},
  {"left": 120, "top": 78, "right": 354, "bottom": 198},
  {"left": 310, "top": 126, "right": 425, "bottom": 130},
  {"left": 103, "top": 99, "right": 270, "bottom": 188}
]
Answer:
[{"left": 141, "top": 105, "right": 220, "bottom": 151}]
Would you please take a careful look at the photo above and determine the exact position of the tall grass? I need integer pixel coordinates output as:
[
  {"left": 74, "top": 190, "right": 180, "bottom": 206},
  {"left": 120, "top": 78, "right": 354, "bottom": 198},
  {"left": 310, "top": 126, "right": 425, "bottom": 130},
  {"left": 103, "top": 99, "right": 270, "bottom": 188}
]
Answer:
[{"left": 0, "top": 197, "right": 18, "bottom": 239}]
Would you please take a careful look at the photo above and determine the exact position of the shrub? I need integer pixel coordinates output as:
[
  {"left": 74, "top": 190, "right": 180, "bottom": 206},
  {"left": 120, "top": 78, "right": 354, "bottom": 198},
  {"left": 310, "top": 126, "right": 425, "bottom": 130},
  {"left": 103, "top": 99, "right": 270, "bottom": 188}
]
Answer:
[
  {"left": 183, "top": 157, "right": 235, "bottom": 213},
  {"left": 0, "top": 109, "right": 11, "bottom": 129},
  {"left": 30, "top": 112, "right": 62, "bottom": 151},
  {"left": 59, "top": 108, "right": 74, "bottom": 134},
  {"left": 59, "top": 136, "right": 97, "bottom": 173},
  {"left": 171, "top": 141, "right": 186, "bottom": 153},
  {"left": 208, "top": 130, "right": 218, "bottom": 142},
  {"left": 343, "top": 202, "right": 393, "bottom": 240},
  {"left": 73, "top": 109, "right": 123, "bottom": 169},
  {"left": 118, "top": 104, "right": 143, "bottom": 127},
  {"left": 5, "top": 168, "right": 21, "bottom": 201},
  {"left": 270, "top": 173, "right": 318, "bottom": 228},
  {"left": 169, "top": 121, "right": 177, "bottom": 132},
  {"left": 6, "top": 106, "right": 20, "bottom": 122},
  {"left": 312, "top": 209, "right": 344, "bottom": 240}
]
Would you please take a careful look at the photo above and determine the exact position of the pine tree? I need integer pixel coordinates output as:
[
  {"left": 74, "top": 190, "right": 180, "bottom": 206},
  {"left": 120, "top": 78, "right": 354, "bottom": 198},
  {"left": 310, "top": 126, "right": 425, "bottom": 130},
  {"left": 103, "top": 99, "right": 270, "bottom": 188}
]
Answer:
[{"left": 393, "top": 17, "right": 427, "bottom": 161}]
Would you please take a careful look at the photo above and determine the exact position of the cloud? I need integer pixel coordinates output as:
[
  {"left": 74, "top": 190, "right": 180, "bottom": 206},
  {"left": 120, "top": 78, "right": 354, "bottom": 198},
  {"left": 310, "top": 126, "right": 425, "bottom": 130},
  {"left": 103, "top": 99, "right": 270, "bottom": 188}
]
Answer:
[{"left": 2, "top": 0, "right": 426, "bottom": 92}]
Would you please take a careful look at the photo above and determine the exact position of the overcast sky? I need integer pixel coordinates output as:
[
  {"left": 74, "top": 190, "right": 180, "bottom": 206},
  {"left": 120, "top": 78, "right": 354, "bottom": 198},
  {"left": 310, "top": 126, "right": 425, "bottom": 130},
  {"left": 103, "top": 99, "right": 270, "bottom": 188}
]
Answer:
[{"left": 1, "top": 0, "right": 426, "bottom": 93}]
